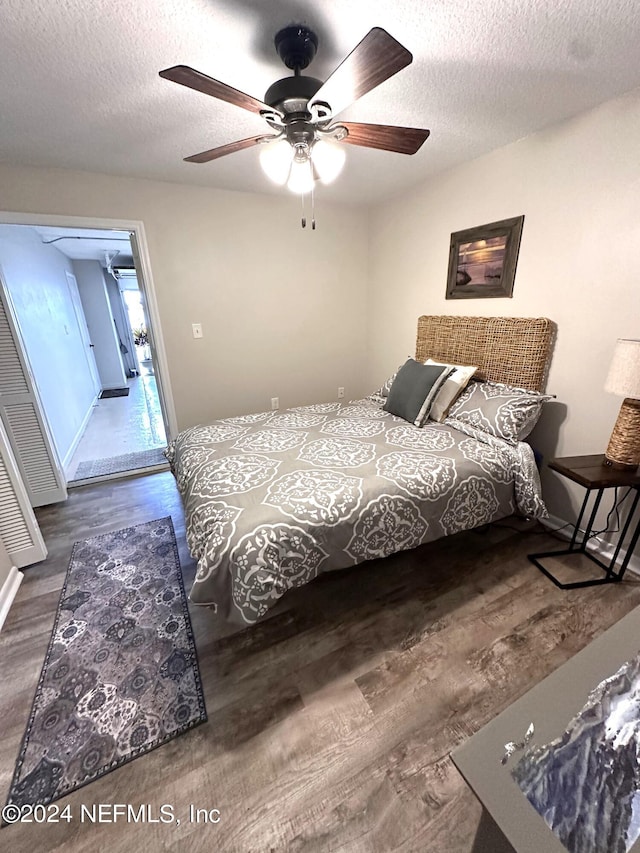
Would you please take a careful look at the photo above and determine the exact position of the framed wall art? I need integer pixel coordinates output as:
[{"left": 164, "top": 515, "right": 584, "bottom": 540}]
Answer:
[{"left": 445, "top": 215, "right": 524, "bottom": 299}]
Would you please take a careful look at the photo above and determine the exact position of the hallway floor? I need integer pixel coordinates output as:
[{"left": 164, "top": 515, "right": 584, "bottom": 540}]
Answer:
[{"left": 66, "top": 365, "right": 167, "bottom": 482}]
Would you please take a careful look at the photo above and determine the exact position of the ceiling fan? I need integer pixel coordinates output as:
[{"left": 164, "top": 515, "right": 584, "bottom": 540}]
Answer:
[{"left": 159, "top": 26, "right": 430, "bottom": 201}]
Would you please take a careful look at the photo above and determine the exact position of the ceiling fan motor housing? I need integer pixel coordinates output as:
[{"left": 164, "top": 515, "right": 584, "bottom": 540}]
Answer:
[{"left": 264, "top": 75, "right": 323, "bottom": 116}]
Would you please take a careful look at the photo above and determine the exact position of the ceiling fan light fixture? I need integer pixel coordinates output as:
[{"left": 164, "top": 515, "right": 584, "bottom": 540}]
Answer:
[
  {"left": 312, "top": 138, "right": 346, "bottom": 184},
  {"left": 287, "top": 145, "right": 314, "bottom": 194},
  {"left": 258, "top": 137, "right": 292, "bottom": 185}
]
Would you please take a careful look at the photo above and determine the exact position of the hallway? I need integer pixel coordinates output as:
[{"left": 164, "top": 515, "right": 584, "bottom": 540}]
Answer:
[{"left": 66, "top": 365, "right": 167, "bottom": 483}]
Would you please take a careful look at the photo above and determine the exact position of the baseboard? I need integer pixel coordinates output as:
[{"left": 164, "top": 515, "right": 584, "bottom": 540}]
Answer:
[
  {"left": 62, "top": 394, "right": 98, "bottom": 476},
  {"left": 540, "top": 514, "right": 640, "bottom": 578},
  {"left": 0, "top": 565, "right": 23, "bottom": 632}
]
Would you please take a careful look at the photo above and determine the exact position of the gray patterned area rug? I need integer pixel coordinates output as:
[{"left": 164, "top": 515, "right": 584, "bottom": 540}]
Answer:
[
  {"left": 71, "top": 447, "right": 168, "bottom": 481},
  {"left": 4, "top": 517, "right": 207, "bottom": 811}
]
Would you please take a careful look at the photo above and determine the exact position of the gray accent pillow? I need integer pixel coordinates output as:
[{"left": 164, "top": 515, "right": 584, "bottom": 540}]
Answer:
[
  {"left": 383, "top": 360, "right": 453, "bottom": 427},
  {"left": 446, "top": 379, "right": 553, "bottom": 444}
]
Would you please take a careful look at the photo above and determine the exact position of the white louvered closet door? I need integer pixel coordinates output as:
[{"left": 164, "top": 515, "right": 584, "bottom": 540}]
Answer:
[
  {"left": 0, "top": 417, "right": 47, "bottom": 567},
  {"left": 0, "top": 280, "right": 67, "bottom": 508}
]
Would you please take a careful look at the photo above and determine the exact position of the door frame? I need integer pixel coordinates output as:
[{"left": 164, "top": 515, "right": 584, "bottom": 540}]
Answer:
[{"left": 0, "top": 211, "right": 178, "bottom": 440}]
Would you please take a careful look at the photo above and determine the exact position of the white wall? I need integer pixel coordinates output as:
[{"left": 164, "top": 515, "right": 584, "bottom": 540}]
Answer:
[
  {"left": 0, "top": 225, "right": 98, "bottom": 466},
  {"left": 368, "top": 87, "right": 640, "bottom": 520},
  {"left": 73, "top": 260, "right": 127, "bottom": 390},
  {"left": 0, "top": 169, "right": 370, "bottom": 431}
]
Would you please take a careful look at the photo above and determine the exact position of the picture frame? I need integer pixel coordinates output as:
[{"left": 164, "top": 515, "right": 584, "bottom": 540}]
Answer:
[{"left": 445, "top": 215, "right": 524, "bottom": 299}]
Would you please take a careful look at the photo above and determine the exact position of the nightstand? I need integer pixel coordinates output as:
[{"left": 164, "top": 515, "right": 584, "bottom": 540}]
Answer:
[{"left": 528, "top": 454, "right": 640, "bottom": 589}]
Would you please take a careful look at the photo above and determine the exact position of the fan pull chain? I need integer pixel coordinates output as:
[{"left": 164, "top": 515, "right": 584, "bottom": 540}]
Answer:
[{"left": 299, "top": 184, "right": 316, "bottom": 230}]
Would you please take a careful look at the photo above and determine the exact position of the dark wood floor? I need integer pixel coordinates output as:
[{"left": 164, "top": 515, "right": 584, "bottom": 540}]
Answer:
[{"left": 2, "top": 471, "right": 640, "bottom": 852}]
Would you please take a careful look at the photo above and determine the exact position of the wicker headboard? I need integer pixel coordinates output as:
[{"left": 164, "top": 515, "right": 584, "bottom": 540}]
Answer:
[{"left": 415, "top": 315, "right": 554, "bottom": 392}]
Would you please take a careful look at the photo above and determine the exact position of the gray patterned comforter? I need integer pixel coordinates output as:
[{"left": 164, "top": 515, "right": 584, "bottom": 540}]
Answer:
[{"left": 166, "top": 398, "right": 547, "bottom": 625}]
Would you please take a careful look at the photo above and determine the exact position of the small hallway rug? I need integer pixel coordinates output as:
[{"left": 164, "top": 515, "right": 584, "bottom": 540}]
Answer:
[
  {"left": 71, "top": 447, "right": 168, "bottom": 481},
  {"left": 4, "top": 517, "right": 207, "bottom": 812},
  {"left": 99, "top": 388, "right": 129, "bottom": 399}
]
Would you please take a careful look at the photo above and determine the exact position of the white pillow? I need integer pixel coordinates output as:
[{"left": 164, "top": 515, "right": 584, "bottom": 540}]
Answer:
[{"left": 425, "top": 358, "right": 478, "bottom": 422}]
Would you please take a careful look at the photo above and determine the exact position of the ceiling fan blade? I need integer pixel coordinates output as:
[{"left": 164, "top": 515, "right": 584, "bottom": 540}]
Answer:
[
  {"left": 339, "top": 122, "right": 430, "bottom": 154},
  {"left": 184, "top": 135, "right": 266, "bottom": 164},
  {"left": 159, "top": 65, "right": 279, "bottom": 117},
  {"left": 309, "top": 28, "right": 412, "bottom": 118}
]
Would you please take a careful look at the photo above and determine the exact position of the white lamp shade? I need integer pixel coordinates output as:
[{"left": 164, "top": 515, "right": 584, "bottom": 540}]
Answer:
[
  {"left": 259, "top": 139, "right": 293, "bottom": 185},
  {"left": 604, "top": 339, "right": 640, "bottom": 398},
  {"left": 287, "top": 157, "right": 314, "bottom": 194},
  {"left": 312, "top": 139, "right": 346, "bottom": 184}
]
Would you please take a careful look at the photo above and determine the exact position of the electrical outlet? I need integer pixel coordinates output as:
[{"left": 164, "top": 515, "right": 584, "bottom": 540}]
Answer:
[
  {"left": 192, "top": 323, "right": 203, "bottom": 339},
  {"left": 338, "top": 387, "right": 345, "bottom": 399},
  {"left": 271, "top": 397, "right": 279, "bottom": 410}
]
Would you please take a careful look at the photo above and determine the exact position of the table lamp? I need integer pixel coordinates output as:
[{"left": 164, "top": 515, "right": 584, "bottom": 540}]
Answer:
[{"left": 604, "top": 338, "right": 640, "bottom": 470}]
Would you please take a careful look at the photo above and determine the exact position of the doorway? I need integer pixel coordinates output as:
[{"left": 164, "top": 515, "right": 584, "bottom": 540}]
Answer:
[{"left": 0, "top": 216, "right": 176, "bottom": 493}]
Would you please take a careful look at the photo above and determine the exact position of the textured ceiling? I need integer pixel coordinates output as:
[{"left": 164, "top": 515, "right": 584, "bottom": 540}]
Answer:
[{"left": 1, "top": 0, "right": 639, "bottom": 205}]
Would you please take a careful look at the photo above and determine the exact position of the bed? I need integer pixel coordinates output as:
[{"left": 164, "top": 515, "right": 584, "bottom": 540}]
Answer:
[{"left": 167, "top": 315, "right": 555, "bottom": 625}]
